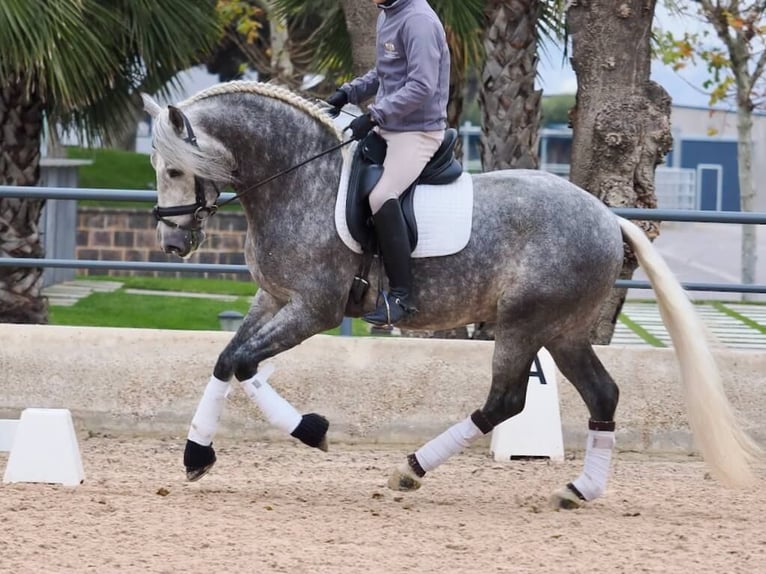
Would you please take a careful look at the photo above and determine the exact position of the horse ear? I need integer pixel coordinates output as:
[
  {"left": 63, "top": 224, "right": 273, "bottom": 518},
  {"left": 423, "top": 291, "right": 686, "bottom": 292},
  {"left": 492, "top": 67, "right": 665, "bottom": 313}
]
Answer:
[
  {"left": 167, "top": 105, "right": 186, "bottom": 136},
  {"left": 141, "top": 93, "right": 161, "bottom": 118}
]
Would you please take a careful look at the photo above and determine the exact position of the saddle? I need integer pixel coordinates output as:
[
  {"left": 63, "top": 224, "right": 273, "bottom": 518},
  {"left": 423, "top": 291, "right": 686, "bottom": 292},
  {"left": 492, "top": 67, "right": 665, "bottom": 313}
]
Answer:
[{"left": 345, "top": 128, "right": 463, "bottom": 254}]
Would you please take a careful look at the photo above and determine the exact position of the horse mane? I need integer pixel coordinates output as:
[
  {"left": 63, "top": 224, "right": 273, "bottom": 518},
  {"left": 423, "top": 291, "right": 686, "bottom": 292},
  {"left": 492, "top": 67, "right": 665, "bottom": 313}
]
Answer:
[{"left": 152, "top": 81, "right": 342, "bottom": 183}]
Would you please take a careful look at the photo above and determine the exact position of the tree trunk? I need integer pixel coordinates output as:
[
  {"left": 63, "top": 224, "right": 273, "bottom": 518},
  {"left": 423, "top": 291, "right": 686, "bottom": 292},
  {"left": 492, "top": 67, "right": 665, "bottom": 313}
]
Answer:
[
  {"left": 0, "top": 76, "right": 48, "bottom": 323},
  {"left": 478, "top": 0, "right": 542, "bottom": 171},
  {"left": 339, "top": 0, "right": 378, "bottom": 77},
  {"left": 734, "top": 78, "right": 758, "bottom": 301},
  {"left": 112, "top": 104, "right": 143, "bottom": 151},
  {"left": 472, "top": 0, "right": 542, "bottom": 341},
  {"left": 269, "top": 2, "right": 295, "bottom": 87},
  {"left": 567, "top": 0, "right": 672, "bottom": 344}
]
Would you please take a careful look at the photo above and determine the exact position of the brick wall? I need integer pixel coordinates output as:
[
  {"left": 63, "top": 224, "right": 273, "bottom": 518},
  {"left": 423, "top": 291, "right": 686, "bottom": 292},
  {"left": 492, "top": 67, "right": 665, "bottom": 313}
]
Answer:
[{"left": 76, "top": 208, "right": 249, "bottom": 280}]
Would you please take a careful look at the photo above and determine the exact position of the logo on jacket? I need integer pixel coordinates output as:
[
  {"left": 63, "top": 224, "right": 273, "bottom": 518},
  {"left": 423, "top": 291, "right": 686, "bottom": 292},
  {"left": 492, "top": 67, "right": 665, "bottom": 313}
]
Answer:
[{"left": 383, "top": 42, "right": 399, "bottom": 58}]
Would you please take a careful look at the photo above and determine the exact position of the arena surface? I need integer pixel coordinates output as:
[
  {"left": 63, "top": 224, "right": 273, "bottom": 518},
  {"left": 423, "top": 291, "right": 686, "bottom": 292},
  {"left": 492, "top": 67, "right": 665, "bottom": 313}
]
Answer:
[{"left": 1, "top": 436, "right": 764, "bottom": 573}]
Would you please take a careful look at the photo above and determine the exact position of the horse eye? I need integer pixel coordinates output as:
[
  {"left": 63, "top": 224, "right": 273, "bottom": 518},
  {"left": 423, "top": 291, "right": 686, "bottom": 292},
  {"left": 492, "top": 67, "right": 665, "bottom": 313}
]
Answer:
[{"left": 167, "top": 168, "right": 183, "bottom": 178}]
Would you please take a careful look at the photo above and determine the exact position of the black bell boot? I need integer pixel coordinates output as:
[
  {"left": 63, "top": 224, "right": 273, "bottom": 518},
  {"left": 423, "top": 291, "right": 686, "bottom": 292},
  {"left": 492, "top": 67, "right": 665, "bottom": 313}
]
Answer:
[{"left": 363, "top": 198, "right": 417, "bottom": 326}]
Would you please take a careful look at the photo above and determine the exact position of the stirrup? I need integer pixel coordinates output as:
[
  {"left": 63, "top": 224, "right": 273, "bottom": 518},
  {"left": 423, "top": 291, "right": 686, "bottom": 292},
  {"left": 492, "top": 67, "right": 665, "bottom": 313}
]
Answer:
[{"left": 362, "top": 291, "right": 416, "bottom": 327}]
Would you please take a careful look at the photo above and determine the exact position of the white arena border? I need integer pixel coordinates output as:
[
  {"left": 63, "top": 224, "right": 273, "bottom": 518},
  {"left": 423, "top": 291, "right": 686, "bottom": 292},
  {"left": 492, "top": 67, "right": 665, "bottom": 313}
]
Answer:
[{"left": 1, "top": 324, "right": 763, "bottom": 453}]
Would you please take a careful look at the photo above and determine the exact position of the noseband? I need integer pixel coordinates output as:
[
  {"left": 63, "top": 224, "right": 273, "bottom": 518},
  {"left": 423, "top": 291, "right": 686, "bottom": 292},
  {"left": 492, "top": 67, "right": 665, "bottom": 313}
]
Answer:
[
  {"left": 152, "top": 110, "right": 222, "bottom": 231},
  {"left": 153, "top": 176, "right": 220, "bottom": 230}
]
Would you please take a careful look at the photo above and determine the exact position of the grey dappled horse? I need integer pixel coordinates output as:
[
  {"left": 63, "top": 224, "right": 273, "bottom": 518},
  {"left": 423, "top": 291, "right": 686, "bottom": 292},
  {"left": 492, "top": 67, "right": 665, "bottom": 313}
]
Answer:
[{"left": 143, "top": 82, "right": 759, "bottom": 508}]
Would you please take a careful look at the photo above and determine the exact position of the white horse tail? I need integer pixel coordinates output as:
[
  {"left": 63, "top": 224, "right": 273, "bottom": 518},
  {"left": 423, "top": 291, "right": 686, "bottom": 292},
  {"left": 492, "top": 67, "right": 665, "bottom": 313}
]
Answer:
[{"left": 618, "top": 216, "right": 762, "bottom": 487}]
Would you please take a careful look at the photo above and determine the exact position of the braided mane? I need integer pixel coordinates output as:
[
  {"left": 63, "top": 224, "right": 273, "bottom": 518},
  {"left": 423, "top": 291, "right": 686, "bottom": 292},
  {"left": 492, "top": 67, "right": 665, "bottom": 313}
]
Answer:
[
  {"left": 152, "top": 81, "right": 342, "bottom": 182},
  {"left": 180, "top": 80, "right": 341, "bottom": 139}
]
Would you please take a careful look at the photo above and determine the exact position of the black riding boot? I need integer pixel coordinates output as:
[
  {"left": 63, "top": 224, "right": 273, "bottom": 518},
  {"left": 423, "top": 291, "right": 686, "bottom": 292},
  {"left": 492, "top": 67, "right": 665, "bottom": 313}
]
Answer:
[{"left": 363, "top": 198, "right": 417, "bottom": 326}]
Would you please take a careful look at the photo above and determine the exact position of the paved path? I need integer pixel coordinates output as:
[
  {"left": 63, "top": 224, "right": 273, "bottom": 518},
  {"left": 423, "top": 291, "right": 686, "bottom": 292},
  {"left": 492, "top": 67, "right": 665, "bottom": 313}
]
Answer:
[
  {"left": 43, "top": 280, "right": 123, "bottom": 307},
  {"left": 613, "top": 301, "right": 766, "bottom": 349}
]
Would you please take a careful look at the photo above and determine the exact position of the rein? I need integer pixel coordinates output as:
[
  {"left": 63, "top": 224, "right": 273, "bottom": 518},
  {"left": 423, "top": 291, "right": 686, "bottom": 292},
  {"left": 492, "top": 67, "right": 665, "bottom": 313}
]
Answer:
[
  {"left": 216, "top": 137, "right": 354, "bottom": 210},
  {"left": 153, "top": 107, "right": 354, "bottom": 230}
]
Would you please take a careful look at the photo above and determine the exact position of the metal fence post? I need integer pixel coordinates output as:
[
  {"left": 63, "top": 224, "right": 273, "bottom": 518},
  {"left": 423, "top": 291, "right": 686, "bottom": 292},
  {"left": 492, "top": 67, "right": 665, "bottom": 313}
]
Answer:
[{"left": 38, "top": 159, "right": 92, "bottom": 286}]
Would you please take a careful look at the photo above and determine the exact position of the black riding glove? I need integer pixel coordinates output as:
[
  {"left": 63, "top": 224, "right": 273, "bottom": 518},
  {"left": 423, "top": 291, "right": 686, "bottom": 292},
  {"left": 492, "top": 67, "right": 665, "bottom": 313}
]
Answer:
[
  {"left": 325, "top": 89, "right": 348, "bottom": 118},
  {"left": 347, "top": 113, "right": 377, "bottom": 141}
]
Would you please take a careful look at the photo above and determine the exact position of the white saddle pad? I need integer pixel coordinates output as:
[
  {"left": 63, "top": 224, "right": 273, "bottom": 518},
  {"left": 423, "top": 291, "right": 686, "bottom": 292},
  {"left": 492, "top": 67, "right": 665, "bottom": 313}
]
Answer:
[{"left": 334, "top": 143, "right": 474, "bottom": 258}]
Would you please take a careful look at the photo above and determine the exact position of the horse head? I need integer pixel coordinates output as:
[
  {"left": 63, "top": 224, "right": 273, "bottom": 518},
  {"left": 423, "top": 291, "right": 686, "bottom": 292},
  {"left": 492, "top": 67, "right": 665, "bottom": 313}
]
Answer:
[{"left": 142, "top": 93, "right": 236, "bottom": 258}]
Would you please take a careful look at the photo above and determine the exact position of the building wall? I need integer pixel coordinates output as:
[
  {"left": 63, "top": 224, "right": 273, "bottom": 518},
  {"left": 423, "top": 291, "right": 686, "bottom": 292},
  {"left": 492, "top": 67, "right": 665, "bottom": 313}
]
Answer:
[
  {"left": 669, "top": 106, "right": 766, "bottom": 211},
  {"left": 76, "top": 207, "right": 249, "bottom": 280}
]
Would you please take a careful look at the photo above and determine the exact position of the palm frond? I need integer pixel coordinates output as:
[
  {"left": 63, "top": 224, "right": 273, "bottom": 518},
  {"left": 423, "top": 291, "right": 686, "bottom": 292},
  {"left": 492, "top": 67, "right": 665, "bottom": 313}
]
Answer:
[
  {"left": 432, "top": 0, "right": 485, "bottom": 67},
  {"left": 0, "top": 0, "right": 118, "bottom": 109}
]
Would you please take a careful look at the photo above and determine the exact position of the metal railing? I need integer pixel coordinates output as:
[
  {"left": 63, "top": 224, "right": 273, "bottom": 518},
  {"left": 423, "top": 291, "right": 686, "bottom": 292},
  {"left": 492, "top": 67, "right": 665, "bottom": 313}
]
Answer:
[{"left": 1, "top": 185, "right": 766, "bottom": 294}]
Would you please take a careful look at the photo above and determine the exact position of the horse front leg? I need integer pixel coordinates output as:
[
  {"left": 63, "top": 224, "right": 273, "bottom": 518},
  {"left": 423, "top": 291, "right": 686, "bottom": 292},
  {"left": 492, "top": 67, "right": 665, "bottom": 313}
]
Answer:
[
  {"left": 229, "top": 295, "right": 340, "bottom": 450},
  {"left": 184, "top": 289, "right": 282, "bottom": 481},
  {"left": 185, "top": 292, "right": 341, "bottom": 481}
]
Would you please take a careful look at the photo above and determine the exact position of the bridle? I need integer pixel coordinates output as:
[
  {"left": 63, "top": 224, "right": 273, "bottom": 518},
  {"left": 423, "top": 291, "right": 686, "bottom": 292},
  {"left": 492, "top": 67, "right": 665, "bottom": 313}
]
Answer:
[
  {"left": 153, "top": 106, "right": 354, "bottom": 231},
  {"left": 152, "top": 112, "right": 223, "bottom": 231}
]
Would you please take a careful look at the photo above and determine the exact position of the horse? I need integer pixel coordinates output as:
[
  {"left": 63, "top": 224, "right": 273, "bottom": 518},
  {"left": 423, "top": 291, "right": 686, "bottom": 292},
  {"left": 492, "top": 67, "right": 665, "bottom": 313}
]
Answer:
[{"left": 141, "top": 81, "right": 760, "bottom": 508}]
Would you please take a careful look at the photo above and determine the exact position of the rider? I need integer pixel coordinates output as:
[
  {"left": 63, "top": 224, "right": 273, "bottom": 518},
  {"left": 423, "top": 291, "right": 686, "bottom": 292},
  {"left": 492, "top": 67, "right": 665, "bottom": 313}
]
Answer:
[{"left": 326, "top": 0, "right": 450, "bottom": 326}]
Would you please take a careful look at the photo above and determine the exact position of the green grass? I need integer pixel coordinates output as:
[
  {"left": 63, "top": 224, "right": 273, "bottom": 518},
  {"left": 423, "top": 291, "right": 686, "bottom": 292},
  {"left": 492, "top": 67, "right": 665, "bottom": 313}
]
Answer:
[
  {"left": 83, "top": 275, "right": 258, "bottom": 297},
  {"left": 67, "top": 146, "right": 156, "bottom": 191},
  {"left": 49, "top": 275, "right": 372, "bottom": 335},
  {"left": 66, "top": 146, "right": 155, "bottom": 209},
  {"left": 50, "top": 291, "right": 252, "bottom": 330}
]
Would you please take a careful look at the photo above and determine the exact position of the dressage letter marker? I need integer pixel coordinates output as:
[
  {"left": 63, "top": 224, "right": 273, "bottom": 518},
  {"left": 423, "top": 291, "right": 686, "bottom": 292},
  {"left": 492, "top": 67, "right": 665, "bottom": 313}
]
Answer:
[
  {"left": 3, "top": 408, "right": 85, "bottom": 486},
  {"left": 490, "top": 349, "right": 564, "bottom": 461}
]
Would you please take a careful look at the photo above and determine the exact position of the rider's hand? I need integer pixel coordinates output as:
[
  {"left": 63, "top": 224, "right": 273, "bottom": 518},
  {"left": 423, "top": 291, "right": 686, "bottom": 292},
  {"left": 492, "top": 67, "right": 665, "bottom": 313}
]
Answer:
[
  {"left": 347, "top": 113, "right": 377, "bottom": 141},
  {"left": 325, "top": 89, "right": 348, "bottom": 118}
]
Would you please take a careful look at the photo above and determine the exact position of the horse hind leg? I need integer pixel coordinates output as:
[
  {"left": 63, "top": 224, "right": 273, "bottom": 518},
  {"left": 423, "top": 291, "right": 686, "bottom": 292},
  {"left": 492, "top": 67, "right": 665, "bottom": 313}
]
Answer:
[
  {"left": 546, "top": 337, "right": 620, "bottom": 509},
  {"left": 388, "top": 322, "right": 542, "bottom": 491}
]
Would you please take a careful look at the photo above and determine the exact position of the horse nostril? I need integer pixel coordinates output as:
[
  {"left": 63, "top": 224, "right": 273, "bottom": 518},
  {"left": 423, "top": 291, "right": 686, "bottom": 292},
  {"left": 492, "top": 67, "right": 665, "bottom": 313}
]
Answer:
[{"left": 163, "top": 243, "right": 187, "bottom": 257}]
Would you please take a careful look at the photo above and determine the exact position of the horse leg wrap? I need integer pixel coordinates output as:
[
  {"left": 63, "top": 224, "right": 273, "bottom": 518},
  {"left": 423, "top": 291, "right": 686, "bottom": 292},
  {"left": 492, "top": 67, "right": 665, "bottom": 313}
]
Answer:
[
  {"left": 290, "top": 413, "right": 330, "bottom": 450},
  {"left": 413, "top": 413, "right": 485, "bottom": 473},
  {"left": 569, "top": 424, "right": 616, "bottom": 501},
  {"left": 240, "top": 365, "right": 302, "bottom": 435},
  {"left": 188, "top": 375, "right": 231, "bottom": 446}
]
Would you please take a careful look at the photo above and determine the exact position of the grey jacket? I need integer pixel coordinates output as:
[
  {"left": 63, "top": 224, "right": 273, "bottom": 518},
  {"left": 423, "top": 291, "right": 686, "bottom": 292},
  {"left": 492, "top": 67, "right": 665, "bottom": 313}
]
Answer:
[{"left": 340, "top": 0, "right": 449, "bottom": 132}]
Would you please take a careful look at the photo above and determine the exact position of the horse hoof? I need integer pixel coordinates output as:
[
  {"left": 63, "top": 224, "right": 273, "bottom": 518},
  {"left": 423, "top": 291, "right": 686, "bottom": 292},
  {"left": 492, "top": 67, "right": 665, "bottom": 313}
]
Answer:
[
  {"left": 387, "top": 464, "right": 423, "bottom": 492},
  {"left": 184, "top": 439, "right": 216, "bottom": 482},
  {"left": 291, "top": 413, "right": 330, "bottom": 451},
  {"left": 550, "top": 486, "right": 584, "bottom": 510},
  {"left": 186, "top": 463, "right": 215, "bottom": 482}
]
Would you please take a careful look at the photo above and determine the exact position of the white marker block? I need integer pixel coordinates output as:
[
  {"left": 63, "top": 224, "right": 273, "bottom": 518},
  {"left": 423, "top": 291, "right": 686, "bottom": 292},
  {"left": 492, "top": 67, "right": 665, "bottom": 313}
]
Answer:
[
  {"left": 490, "top": 348, "right": 565, "bottom": 461},
  {"left": 3, "top": 408, "right": 85, "bottom": 486},
  {"left": 0, "top": 419, "right": 19, "bottom": 452}
]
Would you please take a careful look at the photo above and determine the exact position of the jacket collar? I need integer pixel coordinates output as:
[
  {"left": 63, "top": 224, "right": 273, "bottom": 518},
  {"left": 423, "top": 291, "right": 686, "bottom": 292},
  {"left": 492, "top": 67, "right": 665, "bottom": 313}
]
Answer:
[{"left": 379, "top": 0, "right": 410, "bottom": 12}]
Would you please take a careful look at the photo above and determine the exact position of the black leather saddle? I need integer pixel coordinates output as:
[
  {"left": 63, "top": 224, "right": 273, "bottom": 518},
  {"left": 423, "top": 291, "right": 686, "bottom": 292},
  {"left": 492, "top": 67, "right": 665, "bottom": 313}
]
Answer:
[{"left": 345, "top": 127, "right": 463, "bottom": 253}]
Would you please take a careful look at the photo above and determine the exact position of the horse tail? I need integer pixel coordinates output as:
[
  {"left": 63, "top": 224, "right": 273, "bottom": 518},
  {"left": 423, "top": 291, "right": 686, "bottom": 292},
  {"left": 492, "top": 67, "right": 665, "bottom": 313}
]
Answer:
[{"left": 617, "top": 216, "right": 762, "bottom": 487}]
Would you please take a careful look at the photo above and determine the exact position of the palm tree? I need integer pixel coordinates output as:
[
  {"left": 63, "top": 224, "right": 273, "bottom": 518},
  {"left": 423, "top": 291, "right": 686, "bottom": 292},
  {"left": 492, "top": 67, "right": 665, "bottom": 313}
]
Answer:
[
  {"left": 0, "top": 0, "right": 220, "bottom": 323},
  {"left": 479, "top": 0, "right": 565, "bottom": 171}
]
